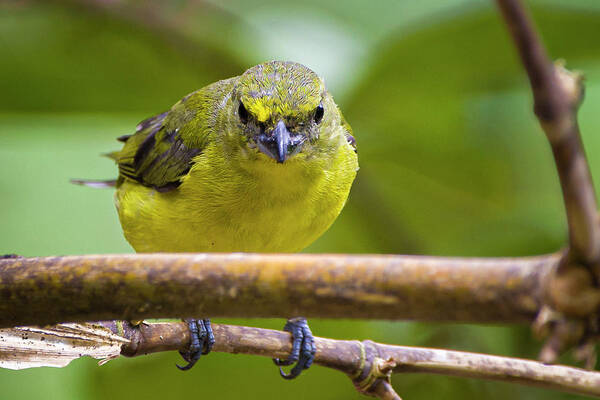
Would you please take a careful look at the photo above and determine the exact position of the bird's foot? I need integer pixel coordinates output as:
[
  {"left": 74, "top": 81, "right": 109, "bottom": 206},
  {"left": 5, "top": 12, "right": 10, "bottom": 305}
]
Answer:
[
  {"left": 177, "top": 318, "right": 215, "bottom": 371},
  {"left": 273, "top": 317, "right": 316, "bottom": 379}
]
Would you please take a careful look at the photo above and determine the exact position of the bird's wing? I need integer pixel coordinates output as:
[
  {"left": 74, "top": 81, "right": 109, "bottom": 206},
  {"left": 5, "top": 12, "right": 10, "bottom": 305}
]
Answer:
[{"left": 114, "top": 97, "right": 208, "bottom": 192}]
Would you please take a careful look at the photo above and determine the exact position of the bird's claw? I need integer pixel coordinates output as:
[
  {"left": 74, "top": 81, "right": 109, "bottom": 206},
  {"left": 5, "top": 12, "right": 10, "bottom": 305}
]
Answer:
[
  {"left": 273, "top": 317, "right": 316, "bottom": 379},
  {"left": 177, "top": 318, "right": 214, "bottom": 371}
]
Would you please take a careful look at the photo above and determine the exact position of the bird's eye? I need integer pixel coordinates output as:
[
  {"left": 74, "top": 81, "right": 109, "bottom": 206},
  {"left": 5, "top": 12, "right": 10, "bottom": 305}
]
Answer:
[
  {"left": 238, "top": 102, "right": 249, "bottom": 124},
  {"left": 314, "top": 103, "right": 324, "bottom": 124}
]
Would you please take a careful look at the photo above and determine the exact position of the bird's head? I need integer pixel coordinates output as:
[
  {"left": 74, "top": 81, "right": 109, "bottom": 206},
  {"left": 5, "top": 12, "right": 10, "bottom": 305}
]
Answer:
[{"left": 232, "top": 61, "right": 331, "bottom": 164}]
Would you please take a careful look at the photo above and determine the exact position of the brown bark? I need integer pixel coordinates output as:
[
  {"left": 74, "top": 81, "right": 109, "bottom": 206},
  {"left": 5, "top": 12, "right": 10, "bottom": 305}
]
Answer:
[
  {"left": 0, "top": 253, "right": 556, "bottom": 328},
  {"left": 103, "top": 321, "right": 600, "bottom": 398},
  {"left": 495, "top": 0, "right": 600, "bottom": 364}
]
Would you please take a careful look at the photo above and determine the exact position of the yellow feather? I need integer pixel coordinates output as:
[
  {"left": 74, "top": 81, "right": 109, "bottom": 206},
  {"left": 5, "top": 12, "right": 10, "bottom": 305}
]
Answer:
[
  {"left": 248, "top": 101, "right": 272, "bottom": 123},
  {"left": 116, "top": 137, "right": 357, "bottom": 253},
  {"left": 113, "top": 61, "right": 358, "bottom": 254}
]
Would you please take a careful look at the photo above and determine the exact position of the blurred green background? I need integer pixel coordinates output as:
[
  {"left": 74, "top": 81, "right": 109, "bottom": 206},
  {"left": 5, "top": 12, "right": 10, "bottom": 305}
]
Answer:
[{"left": 1, "top": 0, "right": 599, "bottom": 398}]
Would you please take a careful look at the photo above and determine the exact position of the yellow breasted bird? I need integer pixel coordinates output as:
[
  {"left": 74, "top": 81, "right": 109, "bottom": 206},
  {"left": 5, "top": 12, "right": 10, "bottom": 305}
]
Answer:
[{"left": 75, "top": 61, "right": 358, "bottom": 378}]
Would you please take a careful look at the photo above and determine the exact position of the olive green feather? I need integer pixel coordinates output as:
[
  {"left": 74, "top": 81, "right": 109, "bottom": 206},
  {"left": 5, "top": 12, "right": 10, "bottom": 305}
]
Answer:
[{"left": 83, "top": 61, "right": 359, "bottom": 253}]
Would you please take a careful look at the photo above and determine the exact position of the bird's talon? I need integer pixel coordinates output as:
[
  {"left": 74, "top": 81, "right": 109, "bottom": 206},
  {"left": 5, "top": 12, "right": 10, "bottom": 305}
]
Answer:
[
  {"left": 177, "top": 319, "right": 213, "bottom": 371},
  {"left": 176, "top": 359, "right": 198, "bottom": 371},
  {"left": 202, "top": 319, "right": 215, "bottom": 354},
  {"left": 273, "top": 357, "right": 294, "bottom": 366},
  {"left": 273, "top": 318, "right": 315, "bottom": 379}
]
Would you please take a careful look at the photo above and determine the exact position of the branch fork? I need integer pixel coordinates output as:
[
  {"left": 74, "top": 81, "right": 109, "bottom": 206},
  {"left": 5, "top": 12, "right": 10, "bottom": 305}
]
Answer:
[{"left": 496, "top": 0, "right": 600, "bottom": 366}]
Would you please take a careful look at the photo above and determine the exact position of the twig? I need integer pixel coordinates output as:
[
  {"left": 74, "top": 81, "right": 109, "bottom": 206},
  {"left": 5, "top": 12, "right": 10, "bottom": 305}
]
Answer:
[
  {"left": 101, "top": 321, "right": 600, "bottom": 398},
  {"left": 0, "top": 253, "right": 557, "bottom": 328}
]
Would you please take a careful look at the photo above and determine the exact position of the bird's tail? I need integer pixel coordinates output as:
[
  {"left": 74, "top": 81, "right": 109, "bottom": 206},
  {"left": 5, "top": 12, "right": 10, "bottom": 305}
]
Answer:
[{"left": 71, "top": 179, "right": 117, "bottom": 188}]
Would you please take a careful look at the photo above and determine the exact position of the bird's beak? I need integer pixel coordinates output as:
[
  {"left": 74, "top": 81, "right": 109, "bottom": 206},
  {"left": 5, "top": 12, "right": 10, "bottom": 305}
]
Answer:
[{"left": 256, "top": 120, "right": 305, "bottom": 163}]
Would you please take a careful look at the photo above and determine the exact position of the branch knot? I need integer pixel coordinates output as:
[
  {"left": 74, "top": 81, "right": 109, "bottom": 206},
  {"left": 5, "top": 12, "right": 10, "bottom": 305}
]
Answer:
[{"left": 353, "top": 341, "right": 398, "bottom": 397}]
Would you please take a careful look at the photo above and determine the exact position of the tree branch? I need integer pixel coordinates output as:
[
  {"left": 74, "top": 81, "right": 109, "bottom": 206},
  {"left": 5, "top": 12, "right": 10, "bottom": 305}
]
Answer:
[
  {"left": 495, "top": 0, "right": 598, "bottom": 277},
  {"left": 495, "top": 0, "right": 600, "bottom": 364},
  {"left": 495, "top": 0, "right": 590, "bottom": 190},
  {"left": 0, "top": 253, "right": 557, "bottom": 328},
  {"left": 98, "top": 321, "right": 600, "bottom": 398}
]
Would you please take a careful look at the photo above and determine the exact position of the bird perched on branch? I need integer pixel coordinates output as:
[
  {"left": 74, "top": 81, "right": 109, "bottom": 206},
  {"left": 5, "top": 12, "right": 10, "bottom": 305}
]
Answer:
[{"left": 75, "top": 60, "right": 358, "bottom": 379}]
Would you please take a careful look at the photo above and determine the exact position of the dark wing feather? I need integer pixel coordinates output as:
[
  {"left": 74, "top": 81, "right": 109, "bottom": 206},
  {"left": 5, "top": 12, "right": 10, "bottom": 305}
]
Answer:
[
  {"left": 112, "top": 79, "right": 236, "bottom": 191},
  {"left": 116, "top": 134, "right": 131, "bottom": 143},
  {"left": 114, "top": 111, "right": 202, "bottom": 191}
]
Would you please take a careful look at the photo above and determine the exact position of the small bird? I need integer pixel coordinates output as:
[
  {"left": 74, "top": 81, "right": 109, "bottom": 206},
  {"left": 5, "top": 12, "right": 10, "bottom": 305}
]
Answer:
[{"left": 75, "top": 61, "right": 358, "bottom": 379}]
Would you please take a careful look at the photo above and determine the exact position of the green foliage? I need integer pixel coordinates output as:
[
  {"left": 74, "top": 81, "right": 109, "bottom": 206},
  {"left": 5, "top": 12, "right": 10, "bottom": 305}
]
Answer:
[{"left": 1, "top": 1, "right": 599, "bottom": 398}]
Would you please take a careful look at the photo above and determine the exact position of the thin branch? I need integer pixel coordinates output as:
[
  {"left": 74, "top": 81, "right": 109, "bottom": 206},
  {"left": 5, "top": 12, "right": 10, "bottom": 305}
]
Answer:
[
  {"left": 0, "top": 253, "right": 557, "bottom": 328},
  {"left": 101, "top": 321, "right": 600, "bottom": 398},
  {"left": 495, "top": 0, "right": 600, "bottom": 270},
  {"left": 495, "top": 0, "right": 600, "bottom": 365}
]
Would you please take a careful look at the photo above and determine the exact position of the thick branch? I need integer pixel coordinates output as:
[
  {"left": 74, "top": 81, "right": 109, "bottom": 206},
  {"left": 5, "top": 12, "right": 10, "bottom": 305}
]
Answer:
[
  {"left": 0, "top": 253, "right": 556, "bottom": 328},
  {"left": 105, "top": 321, "right": 600, "bottom": 398}
]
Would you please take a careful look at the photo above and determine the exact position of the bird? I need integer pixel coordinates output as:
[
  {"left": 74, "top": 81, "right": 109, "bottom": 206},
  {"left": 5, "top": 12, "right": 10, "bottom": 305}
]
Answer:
[{"left": 74, "top": 60, "right": 359, "bottom": 379}]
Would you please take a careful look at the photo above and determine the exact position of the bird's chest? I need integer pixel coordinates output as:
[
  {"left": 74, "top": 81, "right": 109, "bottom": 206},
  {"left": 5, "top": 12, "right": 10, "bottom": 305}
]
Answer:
[
  {"left": 117, "top": 146, "right": 355, "bottom": 253},
  {"left": 171, "top": 159, "right": 343, "bottom": 252}
]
